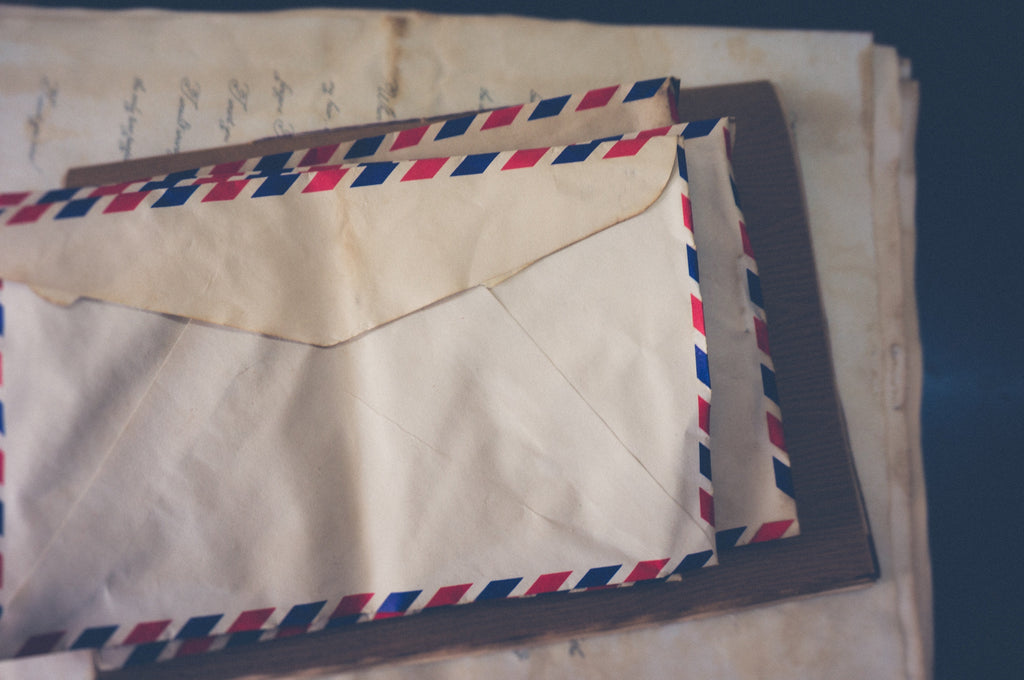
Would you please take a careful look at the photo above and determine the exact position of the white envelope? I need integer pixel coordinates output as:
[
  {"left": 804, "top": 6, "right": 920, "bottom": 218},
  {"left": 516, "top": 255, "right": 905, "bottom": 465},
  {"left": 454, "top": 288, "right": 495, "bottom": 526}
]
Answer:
[
  {"left": 0, "top": 82, "right": 795, "bottom": 665},
  {"left": 0, "top": 128, "right": 711, "bottom": 665}
]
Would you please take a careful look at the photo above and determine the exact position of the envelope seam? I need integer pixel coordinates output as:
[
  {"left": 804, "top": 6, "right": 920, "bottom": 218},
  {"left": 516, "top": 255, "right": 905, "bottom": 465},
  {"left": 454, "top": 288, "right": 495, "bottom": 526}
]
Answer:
[
  {"left": 5, "top": 319, "right": 193, "bottom": 608},
  {"left": 484, "top": 288, "right": 709, "bottom": 541}
]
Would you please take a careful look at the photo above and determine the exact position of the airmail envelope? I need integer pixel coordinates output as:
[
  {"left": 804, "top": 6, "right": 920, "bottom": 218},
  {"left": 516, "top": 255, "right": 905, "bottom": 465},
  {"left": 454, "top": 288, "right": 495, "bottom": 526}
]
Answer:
[{"left": 0, "top": 81, "right": 796, "bottom": 663}]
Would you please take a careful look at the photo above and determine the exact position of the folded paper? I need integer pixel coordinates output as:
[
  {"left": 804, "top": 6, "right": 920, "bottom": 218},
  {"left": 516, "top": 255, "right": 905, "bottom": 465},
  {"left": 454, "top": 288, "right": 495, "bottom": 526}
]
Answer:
[
  {"left": 0, "top": 81, "right": 796, "bottom": 664},
  {"left": 0, "top": 116, "right": 719, "bottom": 664}
]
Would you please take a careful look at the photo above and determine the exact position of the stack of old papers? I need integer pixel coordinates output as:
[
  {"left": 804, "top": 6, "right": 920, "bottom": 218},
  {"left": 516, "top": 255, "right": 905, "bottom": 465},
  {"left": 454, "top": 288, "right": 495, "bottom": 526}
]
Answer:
[{"left": 0, "top": 6, "right": 929, "bottom": 680}]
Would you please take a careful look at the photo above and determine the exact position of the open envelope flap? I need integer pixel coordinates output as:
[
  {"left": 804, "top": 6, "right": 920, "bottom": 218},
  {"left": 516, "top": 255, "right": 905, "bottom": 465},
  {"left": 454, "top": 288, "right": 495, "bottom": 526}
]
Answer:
[
  {"left": 0, "top": 136, "right": 676, "bottom": 347},
  {"left": 0, "top": 134, "right": 715, "bottom": 661}
]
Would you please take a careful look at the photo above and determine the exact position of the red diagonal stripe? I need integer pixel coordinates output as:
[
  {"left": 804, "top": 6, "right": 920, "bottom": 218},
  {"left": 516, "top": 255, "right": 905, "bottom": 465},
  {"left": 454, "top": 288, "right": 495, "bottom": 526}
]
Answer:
[
  {"left": 7, "top": 203, "right": 50, "bottom": 225},
  {"left": 298, "top": 144, "right": 340, "bottom": 167},
  {"left": 637, "top": 126, "right": 672, "bottom": 139},
  {"left": 738, "top": 220, "right": 754, "bottom": 258},
  {"left": 329, "top": 593, "right": 373, "bottom": 619},
  {"left": 89, "top": 182, "right": 135, "bottom": 197},
  {"left": 123, "top": 620, "right": 171, "bottom": 645},
  {"left": 390, "top": 125, "right": 429, "bottom": 151},
  {"left": 175, "top": 637, "right": 214, "bottom": 657},
  {"left": 698, "top": 396, "right": 710, "bottom": 433},
  {"left": 227, "top": 608, "right": 275, "bottom": 633},
  {"left": 302, "top": 168, "right": 349, "bottom": 193},
  {"left": 211, "top": 160, "right": 246, "bottom": 176},
  {"left": 767, "top": 412, "right": 786, "bottom": 450},
  {"left": 691, "top": 294, "right": 705, "bottom": 336},
  {"left": 502, "top": 147, "right": 549, "bottom": 170},
  {"left": 603, "top": 137, "right": 650, "bottom": 159},
  {"left": 402, "top": 157, "right": 448, "bottom": 181},
  {"left": 754, "top": 316, "right": 771, "bottom": 355},
  {"left": 525, "top": 571, "right": 572, "bottom": 595},
  {"left": 0, "top": 192, "right": 30, "bottom": 207},
  {"left": 425, "top": 584, "right": 472, "bottom": 607},
  {"left": 481, "top": 105, "right": 522, "bottom": 130},
  {"left": 202, "top": 179, "right": 249, "bottom": 202},
  {"left": 681, "top": 194, "right": 693, "bottom": 231},
  {"left": 576, "top": 85, "right": 619, "bottom": 110},
  {"left": 16, "top": 632, "right": 64, "bottom": 657},
  {"left": 624, "top": 558, "right": 669, "bottom": 582},
  {"left": 104, "top": 191, "right": 150, "bottom": 213},
  {"left": 699, "top": 488, "right": 715, "bottom": 526},
  {"left": 750, "top": 519, "right": 795, "bottom": 543}
]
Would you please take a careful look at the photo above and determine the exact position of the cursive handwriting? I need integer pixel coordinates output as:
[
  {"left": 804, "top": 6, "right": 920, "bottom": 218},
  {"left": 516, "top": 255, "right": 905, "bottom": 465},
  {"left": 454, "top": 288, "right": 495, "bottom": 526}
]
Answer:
[
  {"left": 169, "top": 77, "right": 200, "bottom": 154},
  {"left": 272, "top": 70, "right": 292, "bottom": 114},
  {"left": 229, "top": 78, "right": 249, "bottom": 112},
  {"left": 118, "top": 77, "right": 145, "bottom": 160},
  {"left": 478, "top": 87, "right": 494, "bottom": 109},
  {"left": 321, "top": 80, "right": 340, "bottom": 121},
  {"left": 376, "top": 80, "right": 398, "bottom": 121},
  {"left": 272, "top": 118, "right": 295, "bottom": 137},
  {"left": 218, "top": 78, "right": 250, "bottom": 143},
  {"left": 26, "top": 76, "right": 58, "bottom": 166},
  {"left": 180, "top": 77, "right": 200, "bottom": 110}
]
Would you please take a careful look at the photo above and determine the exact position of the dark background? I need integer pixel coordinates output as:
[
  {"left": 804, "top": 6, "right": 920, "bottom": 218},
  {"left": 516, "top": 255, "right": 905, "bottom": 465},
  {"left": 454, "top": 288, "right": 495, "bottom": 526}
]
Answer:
[{"left": 9, "top": 1, "right": 1024, "bottom": 678}]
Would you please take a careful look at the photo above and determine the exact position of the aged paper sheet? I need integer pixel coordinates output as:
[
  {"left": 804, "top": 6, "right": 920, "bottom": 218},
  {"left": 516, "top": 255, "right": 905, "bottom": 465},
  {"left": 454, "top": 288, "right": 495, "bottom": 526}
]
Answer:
[{"left": 0, "top": 7, "right": 927, "bottom": 678}]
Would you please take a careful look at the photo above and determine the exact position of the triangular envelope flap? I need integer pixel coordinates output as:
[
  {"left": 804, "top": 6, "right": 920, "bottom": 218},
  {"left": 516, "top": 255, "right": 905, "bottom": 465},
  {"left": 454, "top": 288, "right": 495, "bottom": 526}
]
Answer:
[{"left": 0, "top": 136, "right": 676, "bottom": 346}]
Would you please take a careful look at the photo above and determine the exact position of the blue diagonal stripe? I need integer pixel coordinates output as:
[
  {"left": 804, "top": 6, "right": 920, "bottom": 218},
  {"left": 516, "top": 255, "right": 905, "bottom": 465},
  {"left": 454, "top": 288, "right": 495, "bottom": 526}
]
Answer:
[
  {"left": 699, "top": 442, "right": 712, "bottom": 480},
  {"left": 434, "top": 114, "right": 475, "bottom": 140},
  {"left": 55, "top": 197, "right": 100, "bottom": 219},
  {"left": 575, "top": 565, "right": 620, "bottom": 589},
  {"left": 252, "top": 152, "right": 293, "bottom": 176},
  {"left": 695, "top": 346, "right": 710, "bottom": 387},
  {"left": 670, "top": 550, "right": 714, "bottom": 574},
  {"left": 747, "top": 270, "right": 763, "bottom": 308},
  {"left": 152, "top": 185, "right": 199, "bottom": 208},
  {"left": 124, "top": 641, "right": 168, "bottom": 666},
  {"left": 451, "top": 152, "right": 499, "bottom": 176},
  {"left": 553, "top": 141, "right": 601, "bottom": 164},
  {"left": 225, "top": 631, "right": 263, "bottom": 648},
  {"left": 773, "top": 456, "right": 795, "bottom": 498},
  {"left": 280, "top": 601, "right": 326, "bottom": 627},
  {"left": 687, "top": 244, "right": 700, "bottom": 282},
  {"left": 252, "top": 173, "right": 299, "bottom": 197},
  {"left": 529, "top": 94, "right": 570, "bottom": 120},
  {"left": 142, "top": 170, "right": 197, "bottom": 191},
  {"left": 476, "top": 578, "right": 521, "bottom": 601},
  {"left": 351, "top": 162, "right": 398, "bottom": 187},
  {"left": 715, "top": 527, "right": 746, "bottom": 551},
  {"left": 345, "top": 135, "right": 385, "bottom": 159},
  {"left": 623, "top": 78, "right": 665, "bottom": 102},
  {"left": 730, "top": 176, "right": 743, "bottom": 209},
  {"left": 377, "top": 590, "right": 421, "bottom": 614},
  {"left": 176, "top": 615, "right": 222, "bottom": 639},
  {"left": 682, "top": 119, "right": 718, "bottom": 139},
  {"left": 71, "top": 626, "right": 118, "bottom": 649},
  {"left": 37, "top": 188, "right": 77, "bottom": 203},
  {"left": 676, "top": 144, "right": 688, "bottom": 181},
  {"left": 761, "top": 364, "right": 779, "bottom": 404}
]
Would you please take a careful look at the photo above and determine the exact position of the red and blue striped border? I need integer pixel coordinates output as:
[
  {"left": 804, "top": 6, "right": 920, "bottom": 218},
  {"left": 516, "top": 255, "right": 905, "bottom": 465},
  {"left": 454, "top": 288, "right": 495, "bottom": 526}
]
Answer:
[
  {"left": 18, "top": 550, "right": 715, "bottom": 666},
  {"left": 2, "top": 117, "right": 723, "bottom": 666},
  {"left": 100, "top": 78, "right": 677, "bottom": 190},
  {"left": 712, "top": 125, "right": 797, "bottom": 551},
  {"left": 0, "top": 277, "right": 5, "bottom": 615}
]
